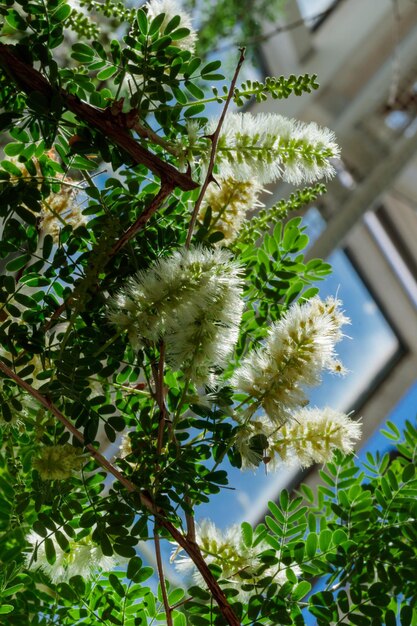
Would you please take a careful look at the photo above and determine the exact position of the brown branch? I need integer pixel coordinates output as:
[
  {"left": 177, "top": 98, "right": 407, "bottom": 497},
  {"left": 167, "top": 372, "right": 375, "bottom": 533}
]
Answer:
[
  {"left": 108, "top": 183, "right": 174, "bottom": 258},
  {"left": 0, "top": 43, "right": 198, "bottom": 192},
  {"left": 0, "top": 359, "right": 241, "bottom": 626},
  {"left": 155, "top": 341, "right": 167, "bottom": 456},
  {"left": 185, "top": 495, "right": 196, "bottom": 543},
  {"left": 213, "top": 0, "right": 344, "bottom": 52},
  {"left": 45, "top": 182, "right": 174, "bottom": 328},
  {"left": 154, "top": 522, "right": 173, "bottom": 626},
  {"left": 185, "top": 48, "right": 246, "bottom": 248},
  {"left": 160, "top": 520, "right": 241, "bottom": 626}
]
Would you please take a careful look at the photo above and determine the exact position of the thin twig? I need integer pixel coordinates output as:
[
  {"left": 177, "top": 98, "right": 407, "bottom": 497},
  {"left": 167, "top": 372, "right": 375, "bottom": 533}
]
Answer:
[
  {"left": 108, "top": 183, "right": 175, "bottom": 258},
  {"left": 156, "top": 341, "right": 167, "bottom": 456},
  {"left": 185, "top": 48, "right": 246, "bottom": 248},
  {"left": 45, "top": 182, "right": 174, "bottom": 328},
  {"left": 154, "top": 522, "right": 173, "bottom": 626},
  {"left": 0, "top": 359, "right": 241, "bottom": 626},
  {"left": 213, "top": 1, "right": 343, "bottom": 52},
  {"left": 185, "top": 495, "right": 196, "bottom": 543}
]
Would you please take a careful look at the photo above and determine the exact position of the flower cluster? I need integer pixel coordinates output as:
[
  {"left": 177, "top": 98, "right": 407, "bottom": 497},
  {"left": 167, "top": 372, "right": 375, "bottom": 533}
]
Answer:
[
  {"left": 207, "top": 112, "right": 340, "bottom": 186},
  {"left": 109, "top": 246, "right": 244, "bottom": 382},
  {"left": 232, "top": 296, "right": 349, "bottom": 423},
  {"left": 146, "top": 0, "right": 197, "bottom": 52},
  {"left": 235, "top": 407, "right": 361, "bottom": 470},
  {"left": 200, "top": 177, "right": 264, "bottom": 244},
  {"left": 25, "top": 530, "right": 115, "bottom": 583},
  {"left": 230, "top": 297, "right": 361, "bottom": 470},
  {"left": 184, "top": 113, "right": 339, "bottom": 242},
  {"left": 40, "top": 190, "right": 84, "bottom": 244},
  {"left": 172, "top": 519, "right": 299, "bottom": 602},
  {"left": 33, "top": 444, "right": 85, "bottom": 480},
  {"left": 8, "top": 155, "right": 84, "bottom": 244}
]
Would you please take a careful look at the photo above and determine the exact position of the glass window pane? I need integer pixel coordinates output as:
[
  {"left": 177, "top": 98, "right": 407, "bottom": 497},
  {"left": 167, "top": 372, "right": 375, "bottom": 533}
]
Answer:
[{"left": 297, "top": 0, "right": 336, "bottom": 27}]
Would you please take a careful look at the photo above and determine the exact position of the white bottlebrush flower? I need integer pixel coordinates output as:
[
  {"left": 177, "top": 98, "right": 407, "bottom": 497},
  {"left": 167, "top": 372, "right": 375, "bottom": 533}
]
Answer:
[
  {"left": 108, "top": 246, "right": 244, "bottom": 382},
  {"left": 172, "top": 519, "right": 298, "bottom": 602},
  {"left": 25, "top": 530, "right": 116, "bottom": 584},
  {"left": 270, "top": 407, "right": 361, "bottom": 468},
  {"left": 200, "top": 177, "right": 264, "bottom": 244},
  {"left": 236, "top": 408, "right": 361, "bottom": 470},
  {"left": 232, "top": 297, "right": 349, "bottom": 423},
  {"left": 145, "top": 0, "right": 197, "bottom": 52},
  {"left": 205, "top": 112, "right": 340, "bottom": 186}
]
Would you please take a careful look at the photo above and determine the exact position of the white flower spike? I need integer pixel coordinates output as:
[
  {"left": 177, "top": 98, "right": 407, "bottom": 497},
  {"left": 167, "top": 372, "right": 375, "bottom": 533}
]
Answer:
[
  {"left": 25, "top": 530, "right": 116, "bottom": 584},
  {"left": 232, "top": 297, "right": 349, "bottom": 423},
  {"left": 206, "top": 112, "right": 340, "bottom": 186},
  {"left": 109, "top": 246, "right": 244, "bottom": 383}
]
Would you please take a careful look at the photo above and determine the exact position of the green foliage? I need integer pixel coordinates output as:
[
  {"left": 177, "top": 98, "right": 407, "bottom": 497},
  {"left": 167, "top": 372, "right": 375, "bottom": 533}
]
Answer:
[
  {"left": 234, "top": 216, "right": 332, "bottom": 353},
  {"left": 1, "top": 1, "right": 415, "bottom": 625}
]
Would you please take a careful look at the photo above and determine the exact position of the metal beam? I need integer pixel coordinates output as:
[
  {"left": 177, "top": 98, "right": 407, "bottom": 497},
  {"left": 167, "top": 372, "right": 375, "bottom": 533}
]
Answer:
[{"left": 306, "top": 128, "right": 417, "bottom": 260}]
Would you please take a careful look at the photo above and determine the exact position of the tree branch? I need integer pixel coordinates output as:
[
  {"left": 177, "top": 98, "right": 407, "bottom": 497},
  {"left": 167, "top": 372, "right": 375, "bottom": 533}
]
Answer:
[
  {"left": 108, "top": 183, "right": 175, "bottom": 258},
  {"left": 45, "top": 181, "right": 175, "bottom": 328},
  {"left": 214, "top": 0, "right": 344, "bottom": 52},
  {"left": 0, "top": 359, "right": 241, "bottom": 626},
  {"left": 0, "top": 43, "right": 198, "bottom": 192},
  {"left": 185, "top": 48, "right": 246, "bottom": 248},
  {"left": 154, "top": 522, "right": 173, "bottom": 626}
]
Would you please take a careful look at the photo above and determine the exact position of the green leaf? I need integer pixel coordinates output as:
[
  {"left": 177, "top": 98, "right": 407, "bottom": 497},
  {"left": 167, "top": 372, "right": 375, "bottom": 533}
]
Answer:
[
  {"left": 305, "top": 532, "right": 318, "bottom": 558},
  {"left": 52, "top": 3, "right": 71, "bottom": 22},
  {"left": 97, "top": 65, "right": 118, "bottom": 81},
  {"left": 265, "top": 515, "right": 282, "bottom": 537},
  {"left": 109, "top": 573, "right": 125, "bottom": 597},
  {"left": 135, "top": 566, "right": 153, "bottom": 583},
  {"left": 241, "top": 521, "right": 253, "bottom": 547},
  {"left": 126, "top": 556, "right": 142, "bottom": 582},
  {"left": 100, "top": 533, "right": 113, "bottom": 556},
  {"left": 1, "top": 160, "right": 22, "bottom": 177},
  {"left": 184, "top": 104, "right": 205, "bottom": 118},
  {"left": 136, "top": 8, "right": 148, "bottom": 34},
  {"left": 0, "top": 605, "right": 14, "bottom": 615},
  {"left": 5, "top": 9, "right": 27, "bottom": 30},
  {"left": 45, "top": 537, "right": 56, "bottom": 565},
  {"left": 4, "top": 143, "right": 24, "bottom": 157},
  {"left": 71, "top": 43, "right": 95, "bottom": 62},
  {"left": 113, "top": 543, "right": 136, "bottom": 558},
  {"left": 401, "top": 606, "right": 413, "bottom": 626},
  {"left": 170, "top": 27, "right": 190, "bottom": 40},
  {"left": 292, "top": 580, "right": 311, "bottom": 601},
  {"left": 54, "top": 530, "right": 70, "bottom": 552},
  {"left": 2, "top": 583, "right": 24, "bottom": 597},
  {"left": 148, "top": 13, "right": 165, "bottom": 36},
  {"left": 319, "top": 529, "right": 332, "bottom": 552},
  {"left": 168, "top": 588, "right": 185, "bottom": 606},
  {"left": 402, "top": 463, "right": 415, "bottom": 482},
  {"left": 185, "top": 81, "right": 205, "bottom": 100},
  {"left": 201, "top": 60, "right": 222, "bottom": 76},
  {"left": 332, "top": 529, "right": 347, "bottom": 546}
]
